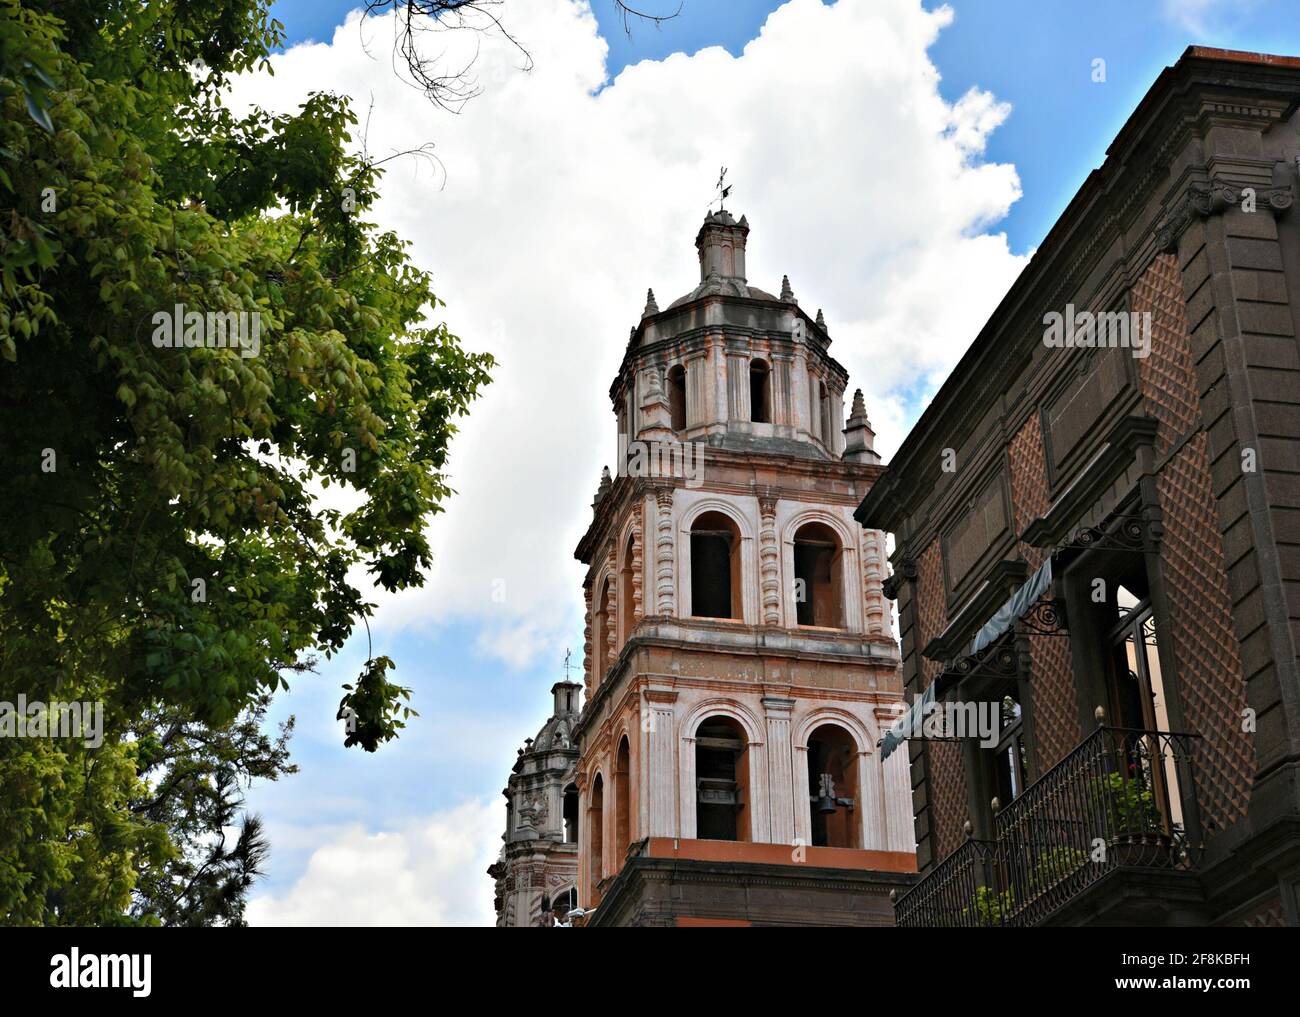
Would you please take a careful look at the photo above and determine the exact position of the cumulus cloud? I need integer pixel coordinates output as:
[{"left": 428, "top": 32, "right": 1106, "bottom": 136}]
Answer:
[
  {"left": 246, "top": 799, "right": 500, "bottom": 926},
  {"left": 226, "top": 0, "right": 1028, "bottom": 672}
]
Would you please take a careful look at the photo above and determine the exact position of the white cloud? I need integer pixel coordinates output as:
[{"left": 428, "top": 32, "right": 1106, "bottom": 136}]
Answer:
[
  {"left": 246, "top": 799, "right": 500, "bottom": 926},
  {"left": 1161, "top": 0, "right": 1257, "bottom": 35},
  {"left": 227, "top": 0, "right": 1028, "bottom": 671}
]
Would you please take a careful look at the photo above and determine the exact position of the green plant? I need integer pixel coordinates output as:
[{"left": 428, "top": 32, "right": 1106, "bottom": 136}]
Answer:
[
  {"left": 1028, "top": 845, "right": 1087, "bottom": 889},
  {"left": 963, "top": 884, "right": 1014, "bottom": 927},
  {"left": 1091, "top": 770, "right": 1160, "bottom": 834}
]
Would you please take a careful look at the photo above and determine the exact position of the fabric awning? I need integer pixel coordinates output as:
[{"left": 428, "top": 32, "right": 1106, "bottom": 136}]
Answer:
[
  {"left": 879, "top": 556, "right": 1056, "bottom": 761},
  {"left": 879, "top": 681, "right": 936, "bottom": 761},
  {"left": 967, "top": 556, "right": 1053, "bottom": 656}
]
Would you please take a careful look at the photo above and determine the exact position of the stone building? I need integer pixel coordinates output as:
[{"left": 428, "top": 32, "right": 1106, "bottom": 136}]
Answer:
[
  {"left": 555, "top": 210, "right": 916, "bottom": 927},
  {"left": 489, "top": 679, "right": 582, "bottom": 926},
  {"left": 856, "top": 47, "right": 1300, "bottom": 926}
]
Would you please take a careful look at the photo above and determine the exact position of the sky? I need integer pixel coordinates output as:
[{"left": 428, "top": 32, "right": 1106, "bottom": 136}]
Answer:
[{"left": 233, "top": 0, "right": 1300, "bottom": 926}]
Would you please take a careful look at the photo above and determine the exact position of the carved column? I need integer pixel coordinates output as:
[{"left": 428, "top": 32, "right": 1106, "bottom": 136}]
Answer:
[
  {"left": 643, "top": 684, "right": 678, "bottom": 837},
  {"left": 759, "top": 494, "right": 781, "bottom": 626},
  {"left": 861, "top": 528, "right": 889, "bottom": 636},
  {"left": 630, "top": 512, "right": 644, "bottom": 625},
  {"left": 604, "top": 544, "right": 618, "bottom": 673},
  {"left": 582, "top": 583, "right": 594, "bottom": 697},
  {"left": 762, "top": 695, "right": 796, "bottom": 844},
  {"left": 654, "top": 486, "right": 676, "bottom": 616}
]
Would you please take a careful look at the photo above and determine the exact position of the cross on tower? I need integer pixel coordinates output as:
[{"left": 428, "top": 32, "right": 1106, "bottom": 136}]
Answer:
[
  {"left": 712, "top": 165, "right": 731, "bottom": 213},
  {"left": 563, "top": 647, "right": 572, "bottom": 682}
]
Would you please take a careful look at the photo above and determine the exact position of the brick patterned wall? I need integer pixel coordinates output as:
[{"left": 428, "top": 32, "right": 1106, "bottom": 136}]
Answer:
[
  {"left": 1132, "top": 254, "right": 1202, "bottom": 457},
  {"left": 1136, "top": 254, "right": 1252, "bottom": 836},
  {"left": 1008, "top": 414, "right": 1080, "bottom": 769},
  {"left": 915, "top": 538, "right": 967, "bottom": 859},
  {"left": 1156, "top": 433, "right": 1253, "bottom": 835}
]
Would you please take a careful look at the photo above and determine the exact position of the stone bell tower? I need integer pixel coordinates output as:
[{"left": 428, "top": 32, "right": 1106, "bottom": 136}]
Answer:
[{"left": 570, "top": 211, "right": 916, "bottom": 927}]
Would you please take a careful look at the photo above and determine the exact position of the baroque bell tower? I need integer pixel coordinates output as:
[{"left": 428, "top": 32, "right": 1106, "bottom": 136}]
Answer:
[{"left": 571, "top": 211, "right": 916, "bottom": 926}]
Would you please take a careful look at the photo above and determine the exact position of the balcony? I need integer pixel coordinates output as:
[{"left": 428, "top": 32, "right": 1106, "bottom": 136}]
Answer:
[{"left": 894, "top": 725, "right": 1203, "bottom": 927}]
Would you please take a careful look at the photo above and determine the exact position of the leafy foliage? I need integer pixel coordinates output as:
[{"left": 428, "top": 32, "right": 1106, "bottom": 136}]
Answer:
[{"left": 0, "top": 0, "right": 494, "bottom": 923}]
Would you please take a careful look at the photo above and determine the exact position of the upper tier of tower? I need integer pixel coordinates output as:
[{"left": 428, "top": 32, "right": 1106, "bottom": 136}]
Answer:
[{"left": 610, "top": 211, "right": 878, "bottom": 464}]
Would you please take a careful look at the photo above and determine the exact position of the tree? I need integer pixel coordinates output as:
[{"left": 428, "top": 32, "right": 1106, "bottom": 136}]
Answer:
[{"left": 0, "top": 0, "right": 494, "bottom": 923}]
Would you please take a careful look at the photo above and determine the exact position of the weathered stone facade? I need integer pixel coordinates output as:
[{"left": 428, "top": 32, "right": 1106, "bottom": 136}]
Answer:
[
  {"left": 489, "top": 681, "right": 581, "bottom": 927},
  {"left": 568, "top": 211, "right": 915, "bottom": 925}
]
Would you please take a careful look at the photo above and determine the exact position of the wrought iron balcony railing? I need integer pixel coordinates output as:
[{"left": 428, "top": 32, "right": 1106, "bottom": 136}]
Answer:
[{"left": 894, "top": 725, "right": 1203, "bottom": 928}]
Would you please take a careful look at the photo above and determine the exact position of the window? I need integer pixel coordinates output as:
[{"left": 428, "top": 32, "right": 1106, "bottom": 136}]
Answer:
[
  {"left": 668, "top": 364, "right": 687, "bottom": 432},
  {"left": 563, "top": 783, "right": 579, "bottom": 844},
  {"left": 749, "top": 359, "right": 771, "bottom": 423},
  {"left": 807, "top": 724, "right": 859, "bottom": 848},
  {"left": 619, "top": 532, "right": 636, "bottom": 642},
  {"left": 593, "top": 577, "right": 612, "bottom": 680},
  {"left": 690, "top": 511, "right": 742, "bottom": 619},
  {"left": 793, "top": 522, "right": 843, "bottom": 627},
  {"left": 614, "top": 737, "right": 631, "bottom": 863},
  {"left": 990, "top": 694, "right": 1027, "bottom": 806},
  {"left": 588, "top": 775, "right": 604, "bottom": 891},
  {"left": 695, "top": 717, "right": 749, "bottom": 841},
  {"left": 1106, "top": 580, "right": 1183, "bottom": 835}
]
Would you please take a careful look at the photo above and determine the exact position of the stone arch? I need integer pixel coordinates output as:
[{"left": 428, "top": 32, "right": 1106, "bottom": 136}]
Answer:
[
  {"left": 678, "top": 498, "right": 758, "bottom": 623},
  {"left": 678, "top": 699, "right": 768, "bottom": 842},
  {"left": 792, "top": 708, "right": 883, "bottom": 851},
  {"left": 780, "top": 507, "right": 863, "bottom": 633}
]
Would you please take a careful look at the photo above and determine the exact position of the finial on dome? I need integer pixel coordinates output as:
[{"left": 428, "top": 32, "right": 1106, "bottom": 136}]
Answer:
[
  {"left": 842, "top": 388, "right": 880, "bottom": 464},
  {"left": 593, "top": 465, "right": 613, "bottom": 507},
  {"left": 780, "top": 274, "right": 794, "bottom": 302},
  {"left": 643, "top": 288, "right": 659, "bottom": 317}
]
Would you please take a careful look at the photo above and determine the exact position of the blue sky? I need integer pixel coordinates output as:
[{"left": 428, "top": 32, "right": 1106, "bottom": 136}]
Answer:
[{"left": 242, "top": 0, "right": 1300, "bottom": 922}]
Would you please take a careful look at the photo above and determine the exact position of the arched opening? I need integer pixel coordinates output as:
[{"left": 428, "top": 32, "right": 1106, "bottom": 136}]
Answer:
[
  {"left": 819, "top": 381, "right": 833, "bottom": 450},
  {"left": 695, "top": 716, "right": 749, "bottom": 841},
  {"left": 619, "top": 531, "right": 636, "bottom": 643},
  {"left": 749, "top": 359, "right": 771, "bottom": 423},
  {"left": 668, "top": 364, "right": 687, "bottom": 431},
  {"left": 593, "top": 577, "right": 612, "bottom": 680},
  {"left": 614, "top": 737, "right": 631, "bottom": 863},
  {"left": 690, "top": 511, "right": 742, "bottom": 620},
  {"left": 588, "top": 774, "right": 604, "bottom": 893},
  {"left": 563, "top": 783, "right": 579, "bottom": 844},
  {"left": 807, "top": 723, "right": 860, "bottom": 848},
  {"left": 793, "top": 521, "right": 844, "bottom": 627}
]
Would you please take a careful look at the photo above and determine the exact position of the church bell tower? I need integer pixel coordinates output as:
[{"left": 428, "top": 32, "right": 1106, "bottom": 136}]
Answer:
[{"left": 571, "top": 211, "right": 916, "bottom": 926}]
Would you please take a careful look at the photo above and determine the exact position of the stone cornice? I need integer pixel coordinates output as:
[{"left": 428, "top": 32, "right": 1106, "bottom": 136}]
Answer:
[{"left": 1156, "top": 178, "right": 1295, "bottom": 252}]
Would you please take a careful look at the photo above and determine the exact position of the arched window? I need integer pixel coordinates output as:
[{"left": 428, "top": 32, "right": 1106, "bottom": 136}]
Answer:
[
  {"left": 807, "top": 723, "right": 860, "bottom": 848},
  {"left": 749, "top": 359, "right": 771, "bottom": 423},
  {"left": 619, "top": 532, "right": 636, "bottom": 643},
  {"left": 668, "top": 364, "right": 687, "bottom": 431},
  {"left": 690, "top": 511, "right": 742, "bottom": 620},
  {"left": 593, "top": 577, "right": 612, "bottom": 679},
  {"left": 695, "top": 716, "right": 749, "bottom": 841},
  {"left": 793, "top": 521, "right": 844, "bottom": 628},
  {"left": 563, "top": 783, "right": 579, "bottom": 844},
  {"left": 614, "top": 736, "right": 631, "bottom": 862},
  {"left": 588, "top": 774, "right": 604, "bottom": 892}
]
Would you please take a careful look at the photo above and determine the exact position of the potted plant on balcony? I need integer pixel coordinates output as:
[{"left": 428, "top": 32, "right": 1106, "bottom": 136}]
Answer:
[
  {"left": 1090, "top": 770, "right": 1172, "bottom": 867},
  {"left": 962, "top": 885, "right": 1014, "bottom": 927}
]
